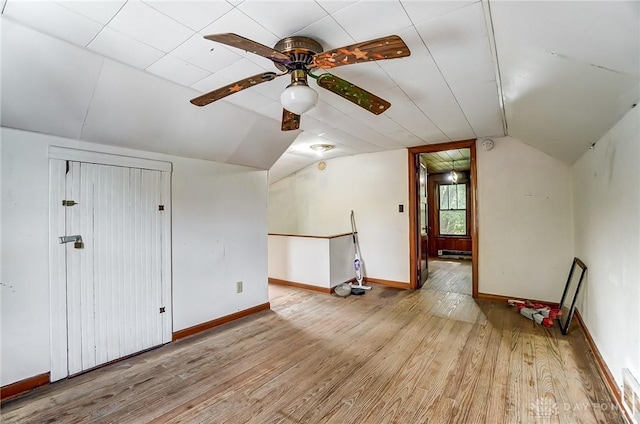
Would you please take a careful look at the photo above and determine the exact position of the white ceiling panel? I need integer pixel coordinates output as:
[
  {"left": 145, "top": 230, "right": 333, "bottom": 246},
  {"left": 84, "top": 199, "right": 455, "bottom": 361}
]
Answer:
[
  {"left": 306, "top": 101, "right": 347, "bottom": 123},
  {"left": 172, "top": 33, "right": 243, "bottom": 73},
  {"left": 330, "top": 115, "right": 403, "bottom": 150},
  {"left": 237, "top": 0, "right": 327, "bottom": 39},
  {"left": 199, "top": 8, "right": 279, "bottom": 50},
  {"left": 452, "top": 80, "right": 504, "bottom": 137},
  {"left": 499, "top": 39, "right": 638, "bottom": 162},
  {"left": 382, "top": 128, "right": 425, "bottom": 148},
  {"left": 377, "top": 26, "right": 439, "bottom": 83},
  {"left": 491, "top": 1, "right": 640, "bottom": 76},
  {"left": 251, "top": 75, "right": 289, "bottom": 101},
  {"left": 81, "top": 59, "right": 297, "bottom": 167},
  {"left": 144, "top": 1, "right": 234, "bottom": 32},
  {"left": 191, "top": 72, "right": 232, "bottom": 93},
  {"left": 332, "top": 0, "right": 412, "bottom": 41},
  {"left": 297, "top": 116, "right": 334, "bottom": 136},
  {"left": 401, "top": 0, "right": 476, "bottom": 25},
  {"left": 1, "top": 18, "right": 103, "bottom": 139},
  {"left": 224, "top": 88, "right": 278, "bottom": 111},
  {"left": 56, "top": 0, "right": 126, "bottom": 25},
  {"left": 415, "top": 2, "right": 494, "bottom": 86},
  {"left": 347, "top": 65, "right": 400, "bottom": 92},
  {"left": 393, "top": 78, "right": 476, "bottom": 140},
  {"left": 226, "top": 117, "right": 300, "bottom": 169},
  {"left": 322, "top": 129, "right": 384, "bottom": 153},
  {"left": 88, "top": 27, "right": 165, "bottom": 69},
  {"left": 416, "top": 1, "right": 487, "bottom": 49},
  {"left": 314, "top": 0, "right": 357, "bottom": 15},
  {"left": 382, "top": 100, "right": 447, "bottom": 143},
  {"left": 107, "top": 1, "right": 194, "bottom": 52},
  {"left": 255, "top": 102, "right": 283, "bottom": 121},
  {"left": 347, "top": 109, "right": 401, "bottom": 135},
  {"left": 215, "top": 57, "right": 271, "bottom": 82},
  {"left": 3, "top": 0, "right": 103, "bottom": 46},
  {"left": 146, "top": 54, "right": 210, "bottom": 86},
  {"left": 293, "top": 15, "right": 355, "bottom": 52},
  {"left": 430, "top": 36, "right": 495, "bottom": 85}
]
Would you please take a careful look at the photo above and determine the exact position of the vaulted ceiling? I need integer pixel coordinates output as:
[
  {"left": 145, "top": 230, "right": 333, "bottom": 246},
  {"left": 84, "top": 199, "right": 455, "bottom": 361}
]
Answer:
[{"left": 1, "top": 1, "right": 638, "bottom": 182}]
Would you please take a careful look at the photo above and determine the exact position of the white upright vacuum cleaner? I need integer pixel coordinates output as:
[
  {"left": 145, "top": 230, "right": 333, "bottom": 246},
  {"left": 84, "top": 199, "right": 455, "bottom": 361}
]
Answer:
[{"left": 350, "top": 210, "right": 371, "bottom": 292}]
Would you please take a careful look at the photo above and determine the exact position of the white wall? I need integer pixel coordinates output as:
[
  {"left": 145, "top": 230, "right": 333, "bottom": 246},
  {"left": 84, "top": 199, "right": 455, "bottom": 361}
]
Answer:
[
  {"left": 572, "top": 107, "right": 639, "bottom": 389},
  {"left": 476, "top": 136, "right": 574, "bottom": 301},
  {"left": 267, "top": 234, "right": 354, "bottom": 289},
  {"left": 1, "top": 128, "right": 269, "bottom": 386},
  {"left": 329, "top": 236, "right": 356, "bottom": 287},
  {"left": 268, "top": 236, "right": 330, "bottom": 288},
  {"left": 269, "top": 149, "right": 410, "bottom": 284}
]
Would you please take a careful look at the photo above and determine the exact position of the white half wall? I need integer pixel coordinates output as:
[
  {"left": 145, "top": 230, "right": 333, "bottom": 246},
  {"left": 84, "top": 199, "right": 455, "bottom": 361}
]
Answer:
[
  {"left": 269, "top": 149, "right": 410, "bottom": 284},
  {"left": 572, "top": 107, "right": 640, "bottom": 389},
  {"left": 268, "top": 236, "right": 330, "bottom": 288},
  {"left": 329, "top": 236, "right": 356, "bottom": 287},
  {"left": 1, "top": 128, "right": 269, "bottom": 386},
  {"left": 476, "top": 136, "right": 574, "bottom": 301}
]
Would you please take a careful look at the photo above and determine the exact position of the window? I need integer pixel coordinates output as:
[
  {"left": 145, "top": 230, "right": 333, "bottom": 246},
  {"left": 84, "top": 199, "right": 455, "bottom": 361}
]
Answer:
[{"left": 439, "top": 184, "right": 466, "bottom": 235}]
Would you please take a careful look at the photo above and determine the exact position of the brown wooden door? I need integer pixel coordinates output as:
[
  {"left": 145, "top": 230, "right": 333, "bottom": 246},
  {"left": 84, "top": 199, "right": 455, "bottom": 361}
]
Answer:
[{"left": 417, "top": 159, "right": 428, "bottom": 288}]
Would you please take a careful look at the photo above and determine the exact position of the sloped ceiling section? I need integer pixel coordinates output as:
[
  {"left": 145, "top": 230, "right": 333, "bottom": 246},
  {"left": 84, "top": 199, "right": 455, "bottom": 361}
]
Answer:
[
  {"left": 491, "top": 1, "right": 639, "bottom": 163},
  {"left": 1, "top": 1, "right": 638, "bottom": 179},
  {"left": 0, "top": 15, "right": 298, "bottom": 170},
  {"left": 0, "top": 0, "right": 506, "bottom": 176}
]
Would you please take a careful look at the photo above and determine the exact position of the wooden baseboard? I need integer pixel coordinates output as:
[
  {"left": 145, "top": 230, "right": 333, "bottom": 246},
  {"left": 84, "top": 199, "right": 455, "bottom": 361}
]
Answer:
[
  {"left": 268, "top": 278, "right": 333, "bottom": 294},
  {"left": 476, "top": 292, "right": 559, "bottom": 308},
  {"left": 269, "top": 277, "right": 410, "bottom": 293},
  {"left": 363, "top": 277, "right": 409, "bottom": 289},
  {"left": 573, "top": 310, "right": 632, "bottom": 423},
  {"left": 1, "top": 372, "right": 49, "bottom": 402},
  {"left": 172, "top": 302, "right": 270, "bottom": 342}
]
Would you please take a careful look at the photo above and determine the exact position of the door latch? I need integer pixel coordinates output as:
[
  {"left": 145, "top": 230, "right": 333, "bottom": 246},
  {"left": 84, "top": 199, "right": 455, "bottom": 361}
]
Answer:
[{"left": 59, "top": 235, "right": 84, "bottom": 249}]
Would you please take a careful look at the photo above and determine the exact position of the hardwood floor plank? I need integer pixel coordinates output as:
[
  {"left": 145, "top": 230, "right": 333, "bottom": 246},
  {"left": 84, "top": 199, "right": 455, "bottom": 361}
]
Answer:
[
  {"left": 484, "top": 301, "right": 513, "bottom": 422},
  {"left": 1, "top": 261, "right": 623, "bottom": 423}
]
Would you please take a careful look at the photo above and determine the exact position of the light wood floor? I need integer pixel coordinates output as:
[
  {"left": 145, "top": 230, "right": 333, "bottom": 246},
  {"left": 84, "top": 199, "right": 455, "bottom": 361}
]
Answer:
[
  {"left": 2, "top": 262, "right": 623, "bottom": 423},
  {"left": 425, "top": 258, "right": 472, "bottom": 295}
]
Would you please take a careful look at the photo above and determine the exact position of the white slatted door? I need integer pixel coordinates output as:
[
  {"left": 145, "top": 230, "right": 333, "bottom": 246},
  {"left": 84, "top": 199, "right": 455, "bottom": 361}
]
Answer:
[{"left": 65, "top": 162, "right": 166, "bottom": 375}]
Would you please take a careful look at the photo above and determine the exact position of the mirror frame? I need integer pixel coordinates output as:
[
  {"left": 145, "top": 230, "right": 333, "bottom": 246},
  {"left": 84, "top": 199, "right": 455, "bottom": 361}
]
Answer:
[{"left": 558, "top": 257, "right": 587, "bottom": 335}]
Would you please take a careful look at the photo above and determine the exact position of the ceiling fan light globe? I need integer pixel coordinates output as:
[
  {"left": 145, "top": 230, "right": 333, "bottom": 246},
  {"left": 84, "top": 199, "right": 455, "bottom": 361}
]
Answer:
[{"left": 280, "top": 84, "right": 318, "bottom": 115}]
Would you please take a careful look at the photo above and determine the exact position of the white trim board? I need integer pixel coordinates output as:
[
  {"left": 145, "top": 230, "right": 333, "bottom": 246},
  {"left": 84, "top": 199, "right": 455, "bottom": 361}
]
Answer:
[{"left": 49, "top": 146, "right": 172, "bottom": 172}]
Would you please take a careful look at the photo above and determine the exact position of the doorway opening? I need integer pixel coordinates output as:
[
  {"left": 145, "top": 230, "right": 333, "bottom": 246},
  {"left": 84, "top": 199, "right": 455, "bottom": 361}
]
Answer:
[{"left": 408, "top": 140, "right": 478, "bottom": 297}]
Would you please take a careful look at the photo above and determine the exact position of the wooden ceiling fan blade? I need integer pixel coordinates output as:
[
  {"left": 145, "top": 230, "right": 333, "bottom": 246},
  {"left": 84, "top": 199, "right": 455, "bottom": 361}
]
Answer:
[
  {"left": 190, "top": 72, "right": 278, "bottom": 107},
  {"left": 204, "top": 33, "right": 292, "bottom": 65},
  {"left": 281, "top": 109, "right": 301, "bottom": 131},
  {"left": 313, "top": 35, "right": 410, "bottom": 69},
  {"left": 316, "top": 73, "right": 390, "bottom": 115}
]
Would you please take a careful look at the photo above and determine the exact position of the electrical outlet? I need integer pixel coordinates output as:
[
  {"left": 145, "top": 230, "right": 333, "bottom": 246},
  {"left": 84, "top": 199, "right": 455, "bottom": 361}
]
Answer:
[{"left": 236, "top": 281, "right": 243, "bottom": 293}]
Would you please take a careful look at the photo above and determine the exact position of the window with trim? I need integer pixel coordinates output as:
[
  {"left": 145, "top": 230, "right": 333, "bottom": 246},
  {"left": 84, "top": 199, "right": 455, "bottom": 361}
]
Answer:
[{"left": 438, "top": 183, "right": 467, "bottom": 235}]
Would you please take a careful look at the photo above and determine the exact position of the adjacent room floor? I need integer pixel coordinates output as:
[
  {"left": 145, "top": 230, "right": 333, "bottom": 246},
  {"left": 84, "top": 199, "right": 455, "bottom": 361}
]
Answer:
[
  {"left": 1, "top": 268, "right": 623, "bottom": 423},
  {"left": 425, "top": 258, "right": 472, "bottom": 295}
]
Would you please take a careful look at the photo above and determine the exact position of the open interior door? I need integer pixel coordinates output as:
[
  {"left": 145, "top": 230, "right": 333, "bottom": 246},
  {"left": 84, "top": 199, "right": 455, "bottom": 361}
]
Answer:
[{"left": 417, "top": 157, "right": 429, "bottom": 288}]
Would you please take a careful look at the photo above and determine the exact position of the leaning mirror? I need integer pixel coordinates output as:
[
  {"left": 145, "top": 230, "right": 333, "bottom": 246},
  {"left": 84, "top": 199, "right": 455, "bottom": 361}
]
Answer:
[{"left": 558, "top": 257, "right": 587, "bottom": 335}]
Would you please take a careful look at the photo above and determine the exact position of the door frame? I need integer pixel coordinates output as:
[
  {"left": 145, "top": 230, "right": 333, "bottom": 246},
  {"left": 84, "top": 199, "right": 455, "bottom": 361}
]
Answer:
[
  {"left": 407, "top": 139, "right": 478, "bottom": 297},
  {"left": 48, "top": 147, "right": 173, "bottom": 382}
]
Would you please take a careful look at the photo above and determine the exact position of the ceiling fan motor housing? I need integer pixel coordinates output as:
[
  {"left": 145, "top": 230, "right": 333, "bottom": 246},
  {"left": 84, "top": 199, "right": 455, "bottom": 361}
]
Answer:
[{"left": 273, "top": 36, "right": 324, "bottom": 72}]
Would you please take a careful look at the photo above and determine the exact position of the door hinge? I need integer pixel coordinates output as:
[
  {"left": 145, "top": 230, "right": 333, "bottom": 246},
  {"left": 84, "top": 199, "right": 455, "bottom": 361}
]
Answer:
[
  {"left": 62, "top": 200, "right": 77, "bottom": 206},
  {"left": 159, "top": 307, "right": 165, "bottom": 313},
  {"left": 158, "top": 205, "right": 165, "bottom": 211}
]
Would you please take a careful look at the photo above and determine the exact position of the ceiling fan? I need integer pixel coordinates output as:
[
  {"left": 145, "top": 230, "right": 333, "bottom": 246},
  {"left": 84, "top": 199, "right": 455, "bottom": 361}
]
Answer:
[{"left": 190, "top": 33, "right": 411, "bottom": 131}]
